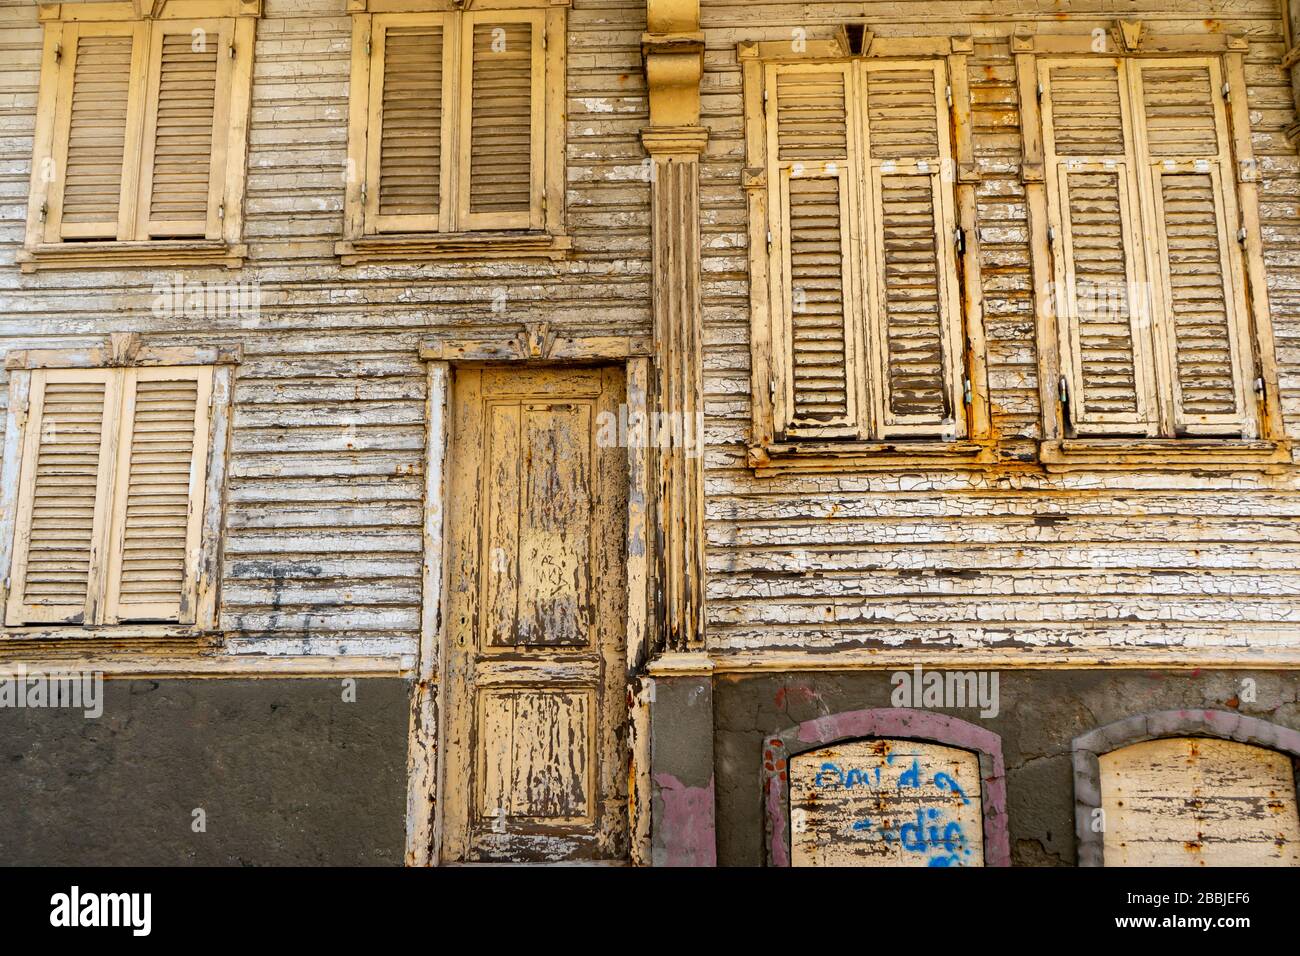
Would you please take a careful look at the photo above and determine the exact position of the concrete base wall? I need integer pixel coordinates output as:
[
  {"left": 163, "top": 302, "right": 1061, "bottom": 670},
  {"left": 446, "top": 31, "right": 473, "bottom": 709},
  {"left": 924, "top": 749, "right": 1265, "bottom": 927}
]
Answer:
[
  {"left": 712, "top": 669, "right": 1300, "bottom": 866},
  {"left": 0, "top": 678, "right": 408, "bottom": 866}
]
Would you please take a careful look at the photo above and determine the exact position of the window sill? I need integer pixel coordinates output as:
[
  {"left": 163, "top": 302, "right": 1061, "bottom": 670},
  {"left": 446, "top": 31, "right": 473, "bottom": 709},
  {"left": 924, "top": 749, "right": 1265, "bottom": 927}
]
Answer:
[
  {"left": 336, "top": 231, "right": 572, "bottom": 265},
  {"left": 0, "top": 625, "right": 217, "bottom": 660},
  {"left": 748, "top": 438, "right": 996, "bottom": 476},
  {"left": 17, "top": 241, "right": 247, "bottom": 273},
  {"left": 1040, "top": 438, "right": 1292, "bottom": 474}
]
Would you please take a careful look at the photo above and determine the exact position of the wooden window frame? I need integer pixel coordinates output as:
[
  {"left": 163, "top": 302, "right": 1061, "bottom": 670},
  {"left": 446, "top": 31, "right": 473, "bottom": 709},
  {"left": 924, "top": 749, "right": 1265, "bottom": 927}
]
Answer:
[
  {"left": 19, "top": 0, "right": 259, "bottom": 274},
  {"left": 1014, "top": 28, "right": 1290, "bottom": 473},
  {"left": 740, "top": 38, "right": 993, "bottom": 476},
  {"left": 337, "top": 0, "right": 571, "bottom": 266},
  {"left": 0, "top": 337, "right": 239, "bottom": 643}
]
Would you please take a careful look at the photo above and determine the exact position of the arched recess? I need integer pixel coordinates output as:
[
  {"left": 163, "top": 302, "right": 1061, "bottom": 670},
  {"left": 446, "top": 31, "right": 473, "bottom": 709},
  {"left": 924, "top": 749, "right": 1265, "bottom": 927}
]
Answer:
[
  {"left": 762, "top": 708, "right": 1010, "bottom": 867},
  {"left": 1073, "top": 710, "right": 1300, "bottom": 866}
]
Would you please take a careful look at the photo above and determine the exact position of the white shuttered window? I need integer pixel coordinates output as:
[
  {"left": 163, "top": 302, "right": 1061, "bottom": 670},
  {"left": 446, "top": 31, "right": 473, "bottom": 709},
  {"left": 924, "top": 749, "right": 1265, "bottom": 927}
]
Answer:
[
  {"left": 764, "top": 59, "right": 966, "bottom": 441},
  {"left": 1040, "top": 57, "right": 1256, "bottom": 438},
  {"left": 5, "top": 367, "right": 213, "bottom": 627}
]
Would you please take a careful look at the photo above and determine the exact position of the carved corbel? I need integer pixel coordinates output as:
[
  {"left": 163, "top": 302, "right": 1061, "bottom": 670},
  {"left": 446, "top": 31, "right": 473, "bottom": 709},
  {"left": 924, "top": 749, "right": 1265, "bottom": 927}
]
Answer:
[{"left": 1114, "top": 19, "right": 1143, "bottom": 53}]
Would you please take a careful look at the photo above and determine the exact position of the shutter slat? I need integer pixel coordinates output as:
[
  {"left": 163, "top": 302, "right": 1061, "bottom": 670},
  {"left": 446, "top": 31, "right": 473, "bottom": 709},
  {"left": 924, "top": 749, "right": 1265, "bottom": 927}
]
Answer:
[
  {"left": 467, "top": 20, "right": 534, "bottom": 221},
  {"left": 60, "top": 34, "right": 132, "bottom": 235},
  {"left": 775, "top": 70, "right": 848, "bottom": 161},
  {"left": 113, "top": 377, "right": 200, "bottom": 618},
  {"left": 864, "top": 68, "right": 939, "bottom": 160},
  {"left": 1139, "top": 65, "right": 1219, "bottom": 158},
  {"left": 1047, "top": 65, "right": 1126, "bottom": 156},
  {"left": 146, "top": 32, "right": 218, "bottom": 235},
  {"left": 378, "top": 24, "right": 443, "bottom": 220}
]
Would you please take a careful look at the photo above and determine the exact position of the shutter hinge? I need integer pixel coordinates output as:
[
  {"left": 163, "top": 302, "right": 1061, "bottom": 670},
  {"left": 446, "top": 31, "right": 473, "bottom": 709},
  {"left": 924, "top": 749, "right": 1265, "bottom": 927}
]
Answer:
[
  {"left": 542, "top": 31, "right": 547, "bottom": 51},
  {"left": 361, "top": 182, "right": 367, "bottom": 204},
  {"left": 53, "top": 43, "right": 62, "bottom": 63},
  {"left": 1222, "top": 81, "right": 1230, "bottom": 98},
  {"left": 1036, "top": 81, "right": 1043, "bottom": 101},
  {"left": 365, "top": 35, "right": 372, "bottom": 57},
  {"left": 217, "top": 201, "right": 225, "bottom": 220},
  {"left": 763, "top": 88, "right": 769, "bottom": 109},
  {"left": 769, "top": 377, "right": 776, "bottom": 401},
  {"left": 954, "top": 226, "right": 965, "bottom": 256},
  {"left": 1237, "top": 226, "right": 1247, "bottom": 243},
  {"left": 946, "top": 85, "right": 952, "bottom": 108},
  {"left": 229, "top": 42, "right": 236, "bottom": 59},
  {"left": 766, "top": 229, "right": 773, "bottom": 248},
  {"left": 39, "top": 201, "right": 48, "bottom": 223},
  {"left": 1047, "top": 225, "right": 1055, "bottom": 243},
  {"left": 1058, "top": 376, "right": 1069, "bottom": 405},
  {"left": 963, "top": 376, "right": 973, "bottom": 405},
  {"left": 1255, "top": 375, "right": 1266, "bottom": 396}
]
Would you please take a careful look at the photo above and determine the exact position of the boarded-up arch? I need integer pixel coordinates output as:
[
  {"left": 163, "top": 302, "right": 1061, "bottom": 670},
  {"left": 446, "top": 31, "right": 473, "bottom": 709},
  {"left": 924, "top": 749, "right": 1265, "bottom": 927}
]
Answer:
[
  {"left": 1099, "top": 737, "right": 1300, "bottom": 866},
  {"left": 790, "top": 739, "right": 984, "bottom": 867}
]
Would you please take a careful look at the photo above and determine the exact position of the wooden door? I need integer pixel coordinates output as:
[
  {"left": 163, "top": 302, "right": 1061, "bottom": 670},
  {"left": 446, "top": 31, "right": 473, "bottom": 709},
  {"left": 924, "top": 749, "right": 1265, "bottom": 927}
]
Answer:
[{"left": 441, "top": 366, "right": 630, "bottom": 863}]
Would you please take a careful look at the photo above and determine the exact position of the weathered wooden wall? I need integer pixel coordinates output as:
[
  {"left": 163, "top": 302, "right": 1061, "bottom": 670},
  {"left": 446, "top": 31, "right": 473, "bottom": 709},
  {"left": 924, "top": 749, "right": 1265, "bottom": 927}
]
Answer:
[
  {"left": 699, "top": 0, "right": 1300, "bottom": 658},
  {"left": 0, "top": 0, "right": 652, "bottom": 661}
]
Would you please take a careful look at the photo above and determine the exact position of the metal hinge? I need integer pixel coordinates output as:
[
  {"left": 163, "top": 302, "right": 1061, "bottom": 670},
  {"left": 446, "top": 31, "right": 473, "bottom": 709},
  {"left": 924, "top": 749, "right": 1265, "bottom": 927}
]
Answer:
[
  {"left": 365, "top": 35, "right": 372, "bottom": 57},
  {"left": 946, "top": 85, "right": 952, "bottom": 108},
  {"left": 1237, "top": 226, "right": 1247, "bottom": 243},
  {"left": 1036, "top": 81, "right": 1043, "bottom": 101},
  {"left": 1222, "top": 81, "right": 1230, "bottom": 98},
  {"left": 217, "top": 201, "right": 225, "bottom": 220},
  {"left": 963, "top": 376, "right": 973, "bottom": 405},
  {"left": 39, "top": 201, "right": 47, "bottom": 223},
  {"left": 542, "top": 31, "right": 547, "bottom": 51},
  {"left": 1058, "top": 375, "right": 1069, "bottom": 405},
  {"left": 769, "top": 378, "right": 776, "bottom": 401},
  {"left": 1047, "top": 225, "right": 1055, "bottom": 243},
  {"left": 763, "top": 88, "right": 769, "bottom": 109},
  {"left": 954, "top": 226, "right": 965, "bottom": 256},
  {"left": 54, "top": 43, "right": 62, "bottom": 63},
  {"left": 229, "top": 42, "right": 236, "bottom": 59},
  {"left": 361, "top": 182, "right": 367, "bottom": 204},
  {"left": 766, "top": 230, "right": 773, "bottom": 248},
  {"left": 1255, "top": 375, "right": 1266, "bottom": 396}
]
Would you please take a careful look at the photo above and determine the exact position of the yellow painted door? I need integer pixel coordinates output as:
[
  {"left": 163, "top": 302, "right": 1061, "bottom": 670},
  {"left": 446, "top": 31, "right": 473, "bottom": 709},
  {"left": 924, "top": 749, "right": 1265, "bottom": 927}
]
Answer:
[{"left": 442, "top": 366, "right": 629, "bottom": 863}]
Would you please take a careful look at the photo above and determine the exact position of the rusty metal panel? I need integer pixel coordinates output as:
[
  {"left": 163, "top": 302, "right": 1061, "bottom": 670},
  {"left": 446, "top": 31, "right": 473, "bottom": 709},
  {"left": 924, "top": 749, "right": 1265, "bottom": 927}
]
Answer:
[
  {"left": 1101, "top": 737, "right": 1300, "bottom": 866},
  {"left": 789, "top": 739, "right": 984, "bottom": 867}
]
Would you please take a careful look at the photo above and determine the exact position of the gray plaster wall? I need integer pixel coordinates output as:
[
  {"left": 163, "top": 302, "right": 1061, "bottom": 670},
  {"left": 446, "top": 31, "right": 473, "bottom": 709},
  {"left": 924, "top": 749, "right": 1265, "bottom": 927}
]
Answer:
[
  {"left": 712, "top": 669, "right": 1300, "bottom": 866},
  {"left": 0, "top": 678, "right": 408, "bottom": 865}
]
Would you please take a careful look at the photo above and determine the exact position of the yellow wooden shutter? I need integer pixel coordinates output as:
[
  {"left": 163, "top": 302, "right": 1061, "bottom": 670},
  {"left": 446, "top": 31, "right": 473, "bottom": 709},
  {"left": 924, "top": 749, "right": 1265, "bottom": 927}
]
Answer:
[
  {"left": 459, "top": 11, "right": 545, "bottom": 231},
  {"left": 365, "top": 12, "right": 451, "bottom": 234},
  {"left": 4, "top": 370, "right": 119, "bottom": 626},
  {"left": 1131, "top": 59, "right": 1253, "bottom": 436},
  {"left": 1040, "top": 59, "right": 1159, "bottom": 436},
  {"left": 766, "top": 63, "right": 862, "bottom": 437},
  {"left": 47, "top": 23, "right": 139, "bottom": 241},
  {"left": 103, "top": 367, "right": 212, "bottom": 624},
  {"left": 860, "top": 60, "right": 964, "bottom": 437},
  {"left": 136, "top": 19, "right": 231, "bottom": 240}
]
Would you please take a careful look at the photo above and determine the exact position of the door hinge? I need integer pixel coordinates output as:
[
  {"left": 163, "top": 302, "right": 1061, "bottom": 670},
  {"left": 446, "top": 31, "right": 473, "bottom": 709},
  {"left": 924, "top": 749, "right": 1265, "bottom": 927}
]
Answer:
[
  {"left": 39, "top": 201, "right": 48, "bottom": 223},
  {"left": 766, "top": 229, "right": 773, "bottom": 248},
  {"left": 1058, "top": 376, "right": 1069, "bottom": 405},
  {"left": 360, "top": 181, "right": 367, "bottom": 204},
  {"left": 1254, "top": 375, "right": 1266, "bottom": 396},
  {"left": 1237, "top": 226, "right": 1247, "bottom": 243},
  {"left": 954, "top": 226, "right": 965, "bottom": 256},
  {"left": 53, "top": 43, "right": 62, "bottom": 63},
  {"left": 1036, "top": 81, "right": 1043, "bottom": 101},
  {"left": 963, "top": 376, "right": 973, "bottom": 405},
  {"left": 946, "top": 85, "right": 952, "bottom": 108},
  {"left": 217, "top": 201, "right": 225, "bottom": 220},
  {"left": 229, "top": 41, "right": 236, "bottom": 59},
  {"left": 1047, "top": 225, "right": 1056, "bottom": 243},
  {"left": 769, "top": 377, "right": 776, "bottom": 401},
  {"left": 763, "top": 88, "right": 769, "bottom": 110},
  {"left": 1222, "top": 81, "right": 1231, "bottom": 98}
]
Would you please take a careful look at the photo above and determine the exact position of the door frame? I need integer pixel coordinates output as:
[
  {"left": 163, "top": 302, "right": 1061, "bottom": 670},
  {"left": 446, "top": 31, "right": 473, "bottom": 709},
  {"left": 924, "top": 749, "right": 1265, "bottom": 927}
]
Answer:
[{"left": 407, "top": 326, "right": 654, "bottom": 866}]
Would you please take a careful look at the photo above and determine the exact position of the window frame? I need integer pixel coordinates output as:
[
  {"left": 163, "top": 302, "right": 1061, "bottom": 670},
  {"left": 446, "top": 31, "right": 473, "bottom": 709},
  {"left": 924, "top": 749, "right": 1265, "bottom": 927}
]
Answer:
[
  {"left": 19, "top": 0, "right": 258, "bottom": 273},
  {"left": 337, "top": 0, "right": 570, "bottom": 265},
  {"left": 740, "top": 37, "right": 992, "bottom": 475},
  {"left": 1013, "top": 30, "right": 1289, "bottom": 472},
  {"left": 0, "top": 338, "right": 238, "bottom": 641}
]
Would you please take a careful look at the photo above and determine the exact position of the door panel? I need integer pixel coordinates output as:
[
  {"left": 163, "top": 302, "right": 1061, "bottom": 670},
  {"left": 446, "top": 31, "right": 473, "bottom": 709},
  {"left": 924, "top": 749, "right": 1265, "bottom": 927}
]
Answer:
[{"left": 443, "top": 366, "right": 629, "bottom": 863}]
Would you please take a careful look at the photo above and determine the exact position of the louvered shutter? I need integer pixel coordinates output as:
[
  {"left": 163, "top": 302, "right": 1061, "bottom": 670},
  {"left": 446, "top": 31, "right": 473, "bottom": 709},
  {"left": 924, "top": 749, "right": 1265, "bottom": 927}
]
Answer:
[
  {"left": 1132, "top": 59, "right": 1252, "bottom": 436},
  {"left": 5, "top": 370, "right": 118, "bottom": 626},
  {"left": 766, "top": 63, "right": 862, "bottom": 437},
  {"left": 459, "top": 11, "right": 545, "bottom": 231},
  {"left": 49, "top": 24, "right": 138, "bottom": 241},
  {"left": 366, "top": 13, "right": 451, "bottom": 233},
  {"left": 1040, "top": 59, "right": 1160, "bottom": 436},
  {"left": 103, "top": 368, "right": 212, "bottom": 624},
  {"left": 860, "top": 60, "right": 964, "bottom": 436},
  {"left": 137, "top": 20, "right": 231, "bottom": 240}
]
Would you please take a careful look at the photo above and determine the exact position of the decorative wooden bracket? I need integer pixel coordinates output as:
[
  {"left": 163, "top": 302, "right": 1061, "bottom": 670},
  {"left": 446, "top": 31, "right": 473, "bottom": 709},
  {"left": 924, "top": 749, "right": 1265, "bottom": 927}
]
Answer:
[
  {"left": 515, "top": 321, "right": 557, "bottom": 359},
  {"left": 108, "top": 332, "right": 143, "bottom": 367},
  {"left": 1114, "top": 19, "right": 1144, "bottom": 53},
  {"left": 833, "top": 24, "right": 874, "bottom": 57}
]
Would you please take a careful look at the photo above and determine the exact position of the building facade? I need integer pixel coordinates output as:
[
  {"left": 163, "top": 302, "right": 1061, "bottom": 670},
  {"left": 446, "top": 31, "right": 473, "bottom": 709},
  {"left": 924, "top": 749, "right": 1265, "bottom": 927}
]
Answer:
[{"left": 1, "top": 0, "right": 1299, "bottom": 865}]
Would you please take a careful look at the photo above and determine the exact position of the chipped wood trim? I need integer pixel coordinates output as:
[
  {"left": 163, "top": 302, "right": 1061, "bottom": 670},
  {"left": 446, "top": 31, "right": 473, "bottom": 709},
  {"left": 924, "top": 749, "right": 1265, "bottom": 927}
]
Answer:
[
  {"left": 335, "top": 233, "right": 572, "bottom": 264},
  {"left": 1073, "top": 710, "right": 1300, "bottom": 867},
  {"left": 17, "top": 241, "right": 249, "bottom": 273},
  {"left": 419, "top": 330, "right": 650, "bottom": 362},
  {"left": 350, "top": 0, "right": 567, "bottom": 11},
  {"left": 0, "top": 655, "right": 411, "bottom": 679},
  {"left": 747, "top": 439, "right": 997, "bottom": 476},
  {"left": 6, "top": 339, "right": 243, "bottom": 370},
  {"left": 708, "top": 648, "right": 1300, "bottom": 673},
  {"left": 1040, "top": 438, "right": 1292, "bottom": 474},
  {"left": 36, "top": 0, "right": 262, "bottom": 21}
]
